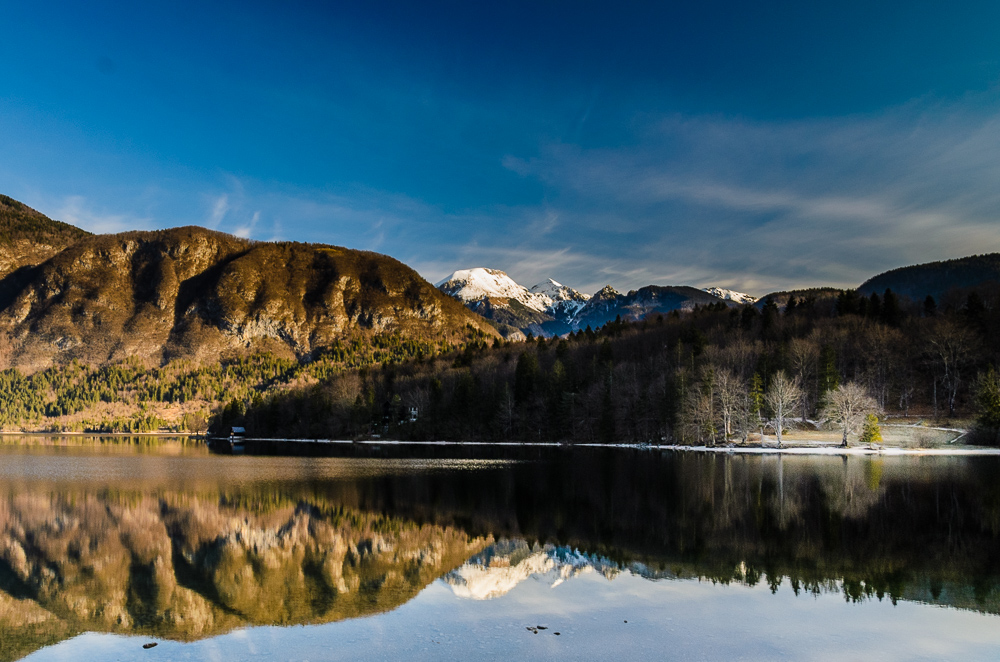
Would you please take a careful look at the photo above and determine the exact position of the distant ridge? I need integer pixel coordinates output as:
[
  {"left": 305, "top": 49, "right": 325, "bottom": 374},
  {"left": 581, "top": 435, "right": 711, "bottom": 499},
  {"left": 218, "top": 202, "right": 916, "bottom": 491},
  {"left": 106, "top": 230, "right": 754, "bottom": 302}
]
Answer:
[
  {"left": 702, "top": 286, "right": 756, "bottom": 305},
  {"left": 437, "top": 268, "right": 731, "bottom": 337},
  {"left": 858, "top": 254, "right": 1000, "bottom": 303}
]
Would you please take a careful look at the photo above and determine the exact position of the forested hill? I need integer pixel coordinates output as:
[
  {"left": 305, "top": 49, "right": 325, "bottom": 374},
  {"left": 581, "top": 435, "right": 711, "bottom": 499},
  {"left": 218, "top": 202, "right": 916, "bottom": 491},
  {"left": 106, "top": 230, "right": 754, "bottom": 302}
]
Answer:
[
  {"left": 858, "top": 254, "right": 1000, "bottom": 304},
  {"left": 0, "top": 195, "right": 90, "bottom": 279},
  {"left": 0, "top": 198, "right": 497, "bottom": 372},
  {"left": 225, "top": 283, "right": 1000, "bottom": 443}
]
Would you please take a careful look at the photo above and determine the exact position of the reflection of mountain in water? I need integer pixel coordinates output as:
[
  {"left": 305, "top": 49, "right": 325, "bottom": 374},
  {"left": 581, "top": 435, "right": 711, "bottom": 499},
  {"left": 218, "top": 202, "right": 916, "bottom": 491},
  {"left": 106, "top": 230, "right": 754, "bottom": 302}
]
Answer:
[
  {"left": 0, "top": 491, "right": 485, "bottom": 661},
  {"left": 3, "top": 446, "right": 1000, "bottom": 659},
  {"left": 445, "top": 537, "right": 1000, "bottom": 619},
  {"left": 357, "top": 451, "right": 1000, "bottom": 616},
  {"left": 444, "top": 540, "right": 623, "bottom": 599}
]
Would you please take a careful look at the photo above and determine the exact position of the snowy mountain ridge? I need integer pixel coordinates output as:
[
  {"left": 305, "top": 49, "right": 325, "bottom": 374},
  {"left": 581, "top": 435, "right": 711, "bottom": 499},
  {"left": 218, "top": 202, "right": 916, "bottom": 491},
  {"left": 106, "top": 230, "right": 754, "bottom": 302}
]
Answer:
[
  {"left": 529, "top": 278, "right": 590, "bottom": 319},
  {"left": 702, "top": 286, "right": 756, "bottom": 305},
  {"left": 436, "top": 268, "right": 591, "bottom": 319},
  {"left": 435, "top": 267, "right": 750, "bottom": 338},
  {"left": 436, "top": 268, "right": 551, "bottom": 313}
]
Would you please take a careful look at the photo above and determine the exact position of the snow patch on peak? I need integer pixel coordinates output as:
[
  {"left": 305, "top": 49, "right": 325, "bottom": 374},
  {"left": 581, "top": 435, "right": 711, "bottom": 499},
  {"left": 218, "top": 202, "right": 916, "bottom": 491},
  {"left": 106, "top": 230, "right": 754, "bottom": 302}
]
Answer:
[
  {"left": 529, "top": 278, "right": 590, "bottom": 303},
  {"left": 530, "top": 278, "right": 590, "bottom": 320},
  {"left": 436, "top": 267, "right": 550, "bottom": 312},
  {"left": 703, "top": 287, "right": 756, "bottom": 305}
]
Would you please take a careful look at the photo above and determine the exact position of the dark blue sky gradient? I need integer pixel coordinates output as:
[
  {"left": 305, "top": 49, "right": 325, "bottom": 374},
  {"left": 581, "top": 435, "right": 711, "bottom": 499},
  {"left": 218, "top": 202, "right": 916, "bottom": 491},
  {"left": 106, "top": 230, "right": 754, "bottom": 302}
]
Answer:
[{"left": 3, "top": 1, "right": 1000, "bottom": 294}]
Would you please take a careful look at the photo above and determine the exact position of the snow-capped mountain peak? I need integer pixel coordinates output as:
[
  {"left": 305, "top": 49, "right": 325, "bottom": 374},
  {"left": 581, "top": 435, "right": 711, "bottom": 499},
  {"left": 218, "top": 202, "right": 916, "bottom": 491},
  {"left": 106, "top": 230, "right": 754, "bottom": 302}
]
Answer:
[
  {"left": 436, "top": 268, "right": 550, "bottom": 312},
  {"left": 529, "top": 278, "right": 589, "bottom": 303},
  {"left": 702, "top": 286, "right": 756, "bottom": 305}
]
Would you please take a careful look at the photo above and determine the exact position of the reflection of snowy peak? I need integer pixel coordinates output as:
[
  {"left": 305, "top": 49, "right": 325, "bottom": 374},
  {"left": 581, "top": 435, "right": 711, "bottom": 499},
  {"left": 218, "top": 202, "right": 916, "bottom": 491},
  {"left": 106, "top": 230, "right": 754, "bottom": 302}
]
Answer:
[
  {"left": 436, "top": 268, "right": 550, "bottom": 312},
  {"left": 702, "top": 287, "right": 756, "bottom": 305},
  {"left": 443, "top": 540, "right": 623, "bottom": 600}
]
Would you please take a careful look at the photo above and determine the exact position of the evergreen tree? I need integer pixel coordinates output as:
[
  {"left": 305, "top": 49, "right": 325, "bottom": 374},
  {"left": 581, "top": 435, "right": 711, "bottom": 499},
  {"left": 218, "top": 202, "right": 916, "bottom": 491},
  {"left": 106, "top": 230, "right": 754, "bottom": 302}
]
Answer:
[
  {"left": 818, "top": 345, "right": 839, "bottom": 405},
  {"left": 761, "top": 298, "right": 779, "bottom": 333},
  {"left": 881, "top": 288, "right": 902, "bottom": 326},
  {"left": 514, "top": 352, "right": 539, "bottom": 405},
  {"left": 974, "top": 367, "right": 1000, "bottom": 444},
  {"left": 867, "top": 292, "right": 882, "bottom": 320},
  {"left": 599, "top": 374, "right": 616, "bottom": 443},
  {"left": 749, "top": 372, "right": 765, "bottom": 443},
  {"left": 924, "top": 295, "right": 937, "bottom": 317},
  {"left": 859, "top": 413, "right": 883, "bottom": 447}
]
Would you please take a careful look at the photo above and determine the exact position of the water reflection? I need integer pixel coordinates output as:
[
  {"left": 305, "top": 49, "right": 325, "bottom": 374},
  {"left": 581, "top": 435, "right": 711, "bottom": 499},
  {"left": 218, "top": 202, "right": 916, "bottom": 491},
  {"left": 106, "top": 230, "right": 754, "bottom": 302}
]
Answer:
[{"left": 1, "top": 438, "right": 1000, "bottom": 660}]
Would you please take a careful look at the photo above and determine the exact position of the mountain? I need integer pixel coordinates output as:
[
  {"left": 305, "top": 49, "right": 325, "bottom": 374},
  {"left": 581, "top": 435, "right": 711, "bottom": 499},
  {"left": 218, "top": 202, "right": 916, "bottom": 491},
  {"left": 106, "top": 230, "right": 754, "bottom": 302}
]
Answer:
[
  {"left": 0, "top": 206, "right": 497, "bottom": 371},
  {"left": 0, "top": 194, "right": 90, "bottom": 278},
  {"left": 858, "top": 253, "right": 1000, "bottom": 304},
  {"left": 754, "top": 287, "right": 844, "bottom": 310},
  {"left": 571, "top": 284, "right": 728, "bottom": 330},
  {"left": 436, "top": 268, "right": 592, "bottom": 338},
  {"left": 702, "top": 286, "right": 756, "bottom": 305},
  {"left": 528, "top": 278, "right": 590, "bottom": 319},
  {"left": 437, "top": 269, "right": 728, "bottom": 337},
  {"left": 436, "top": 267, "right": 551, "bottom": 312}
]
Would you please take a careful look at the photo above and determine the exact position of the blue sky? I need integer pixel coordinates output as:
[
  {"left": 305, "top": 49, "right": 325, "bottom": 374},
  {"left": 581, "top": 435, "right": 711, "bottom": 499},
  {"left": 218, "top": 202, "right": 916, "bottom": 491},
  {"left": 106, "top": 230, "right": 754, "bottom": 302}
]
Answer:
[{"left": 3, "top": 1, "right": 1000, "bottom": 296}]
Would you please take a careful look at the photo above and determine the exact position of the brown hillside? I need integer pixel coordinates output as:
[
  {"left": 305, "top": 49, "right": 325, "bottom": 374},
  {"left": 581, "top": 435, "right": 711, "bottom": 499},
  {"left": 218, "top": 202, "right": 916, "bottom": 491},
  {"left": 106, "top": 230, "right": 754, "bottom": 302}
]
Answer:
[
  {"left": 0, "top": 195, "right": 90, "bottom": 278},
  {"left": 0, "top": 488, "right": 486, "bottom": 654},
  {"left": 0, "top": 226, "right": 497, "bottom": 371}
]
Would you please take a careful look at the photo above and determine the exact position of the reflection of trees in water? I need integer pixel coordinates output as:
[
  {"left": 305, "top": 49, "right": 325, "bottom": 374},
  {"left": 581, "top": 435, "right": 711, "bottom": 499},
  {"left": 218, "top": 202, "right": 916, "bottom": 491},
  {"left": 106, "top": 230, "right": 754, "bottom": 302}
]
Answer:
[
  {"left": 341, "top": 450, "right": 1000, "bottom": 613},
  {"left": 0, "top": 489, "right": 485, "bottom": 660},
  {"left": 1, "top": 451, "right": 1000, "bottom": 658}
]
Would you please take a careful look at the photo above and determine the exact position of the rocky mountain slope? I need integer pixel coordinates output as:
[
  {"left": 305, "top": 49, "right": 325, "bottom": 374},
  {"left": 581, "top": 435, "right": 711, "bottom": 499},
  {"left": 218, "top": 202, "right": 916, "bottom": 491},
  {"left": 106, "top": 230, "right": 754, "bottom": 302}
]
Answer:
[
  {"left": 0, "top": 198, "right": 497, "bottom": 371},
  {"left": 529, "top": 278, "right": 590, "bottom": 319},
  {"left": 0, "top": 195, "right": 90, "bottom": 279},
  {"left": 436, "top": 268, "right": 591, "bottom": 338}
]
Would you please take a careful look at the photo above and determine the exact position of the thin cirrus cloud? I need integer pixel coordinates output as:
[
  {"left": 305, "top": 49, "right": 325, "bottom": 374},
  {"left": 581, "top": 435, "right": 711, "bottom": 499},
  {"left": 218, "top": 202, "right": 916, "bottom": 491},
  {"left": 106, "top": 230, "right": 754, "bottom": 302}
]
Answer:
[
  {"left": 496, "top": 103, "right": 1000, "bottom": 295},
  {"left": 55, "top": 195, "right": 154, "bottom": 235},
  {"left": 18, "top": 101, "right": 1000, "bottom": 300}
]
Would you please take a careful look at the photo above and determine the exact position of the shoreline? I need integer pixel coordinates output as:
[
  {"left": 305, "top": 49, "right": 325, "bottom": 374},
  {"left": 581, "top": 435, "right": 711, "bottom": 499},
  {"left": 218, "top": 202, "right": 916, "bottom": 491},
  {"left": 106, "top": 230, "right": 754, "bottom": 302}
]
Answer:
[
  {"left": 0, "top": 430, "right": 200, "bottom": 436},
  {"left": 219, "top": 437, "right": 1000, "bottom": 456},
  {"left": 2, "top": 432, "right": 996, "bottom": 457}
]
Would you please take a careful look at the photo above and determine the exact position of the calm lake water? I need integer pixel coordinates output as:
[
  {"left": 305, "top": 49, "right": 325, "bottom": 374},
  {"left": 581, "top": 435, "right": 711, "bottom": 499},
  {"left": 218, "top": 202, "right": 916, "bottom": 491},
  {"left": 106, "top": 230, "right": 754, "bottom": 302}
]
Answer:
[{"left": 2, "top": 436, "right": 1000, "bottom": 661}]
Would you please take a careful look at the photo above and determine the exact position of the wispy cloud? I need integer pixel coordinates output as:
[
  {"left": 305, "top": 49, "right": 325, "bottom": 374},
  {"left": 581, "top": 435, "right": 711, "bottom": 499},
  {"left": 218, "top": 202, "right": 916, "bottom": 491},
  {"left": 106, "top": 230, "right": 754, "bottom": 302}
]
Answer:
[
  {"left": 499, "top": 102, "right": 1000, "bottom": 294},
  {"left": 233, "top": 210, "right": 260, "bottom": 238},
  {"left": 19, "top": 99, "right": 1000, "bottom": 299},
  {"left": 207, "top": 194, "right": 229, "bottom": 228},
  {"left": 56, "top": 195, "right": 154, "bottom": 234}
]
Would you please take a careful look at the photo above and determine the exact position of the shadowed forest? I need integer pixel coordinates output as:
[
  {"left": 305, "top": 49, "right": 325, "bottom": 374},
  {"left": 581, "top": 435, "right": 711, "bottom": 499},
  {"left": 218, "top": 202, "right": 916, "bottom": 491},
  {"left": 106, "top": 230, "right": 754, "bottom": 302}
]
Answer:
[{"left": 222, "top": 286, "right": 1000, "bottom": 444}]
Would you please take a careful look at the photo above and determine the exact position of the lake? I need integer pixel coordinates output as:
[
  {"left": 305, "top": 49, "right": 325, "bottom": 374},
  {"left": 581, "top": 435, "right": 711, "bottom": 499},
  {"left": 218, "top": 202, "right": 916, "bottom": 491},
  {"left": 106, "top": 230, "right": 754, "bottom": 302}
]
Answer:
[{"left": 2, "top": 436, "right": 1000, "bottom": 661}]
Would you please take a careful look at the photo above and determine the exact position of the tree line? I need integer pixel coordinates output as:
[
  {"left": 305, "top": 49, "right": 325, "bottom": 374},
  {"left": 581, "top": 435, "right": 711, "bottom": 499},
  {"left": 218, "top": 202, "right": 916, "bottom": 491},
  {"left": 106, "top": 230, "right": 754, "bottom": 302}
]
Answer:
[
  {"left": 219, "top": 286, "right": 1000, "bottom": 444},
  {"left": 0, "top": 330, "right": 482, "bottom": 432}
]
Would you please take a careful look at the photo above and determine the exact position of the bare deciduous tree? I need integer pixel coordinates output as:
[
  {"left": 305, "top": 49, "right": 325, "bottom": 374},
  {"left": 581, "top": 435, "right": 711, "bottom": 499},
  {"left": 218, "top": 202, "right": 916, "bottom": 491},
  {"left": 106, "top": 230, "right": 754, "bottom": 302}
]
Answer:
[
  {"left": 925, "top": 320, "right": 976, "bottom": 418},
  {"left": 715, "top": 368, "right": 744, "bottom": 440},
  {"left": 789, "top": 337, "right": 819, "bottom": 423},
  {"left": 682, "top": 389, "right": 716, "bottom": 445},
  {"left": 821, "top": 381, "right": 879, "bottom": 447},
  {"left": 765, "top": 371, "right": 802, "bottom": 448}
]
